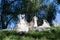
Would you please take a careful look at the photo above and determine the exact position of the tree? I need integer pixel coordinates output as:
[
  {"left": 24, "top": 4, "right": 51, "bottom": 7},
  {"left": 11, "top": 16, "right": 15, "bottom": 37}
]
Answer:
[
  {"left": 35, "top": 3, "right": 56, "bottom": 26},
  {"left": 21, "top": 0, "right": 56, "bottom": 26},
  {"left": 0, "top": 0, "right": 56, "bottom": 29},
  {"left": 45, "top": 4, "right": 56, "bottom": 26},
  {"left": 1, "top": 0, "right": 20, "bottom": 29},
  {"left": 1, "top": 0, "right": 43, "bottom": 29},
  {"left": 22, "top": 0, "right": 43, "bottom": 22},
  {"left": 57, "top": 0, "right": 60, "bottom": 4}
]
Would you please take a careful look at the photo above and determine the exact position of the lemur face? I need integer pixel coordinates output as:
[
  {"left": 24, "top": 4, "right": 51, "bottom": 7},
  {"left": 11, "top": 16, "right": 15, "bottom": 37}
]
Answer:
[
  {"left": 20, "top": 14, "right": 25, "bottom": 19},
  {"left": 21, "top": 14, "right": 25, "bottom": 19},
  {"left": 43, "top": 19, "right": 48, "bottom": 23}
]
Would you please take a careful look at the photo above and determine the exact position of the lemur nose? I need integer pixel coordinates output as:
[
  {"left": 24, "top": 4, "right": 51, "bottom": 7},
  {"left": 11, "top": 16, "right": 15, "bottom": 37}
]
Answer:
[{"left": 22, "top": 17, "right": 24, "bottom": 19}]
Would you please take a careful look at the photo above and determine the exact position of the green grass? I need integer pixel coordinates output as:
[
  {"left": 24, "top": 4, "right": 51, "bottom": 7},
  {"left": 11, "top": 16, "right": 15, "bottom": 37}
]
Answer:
[{"left": 0, "top": 27, "right": 60, "bottom": 40}]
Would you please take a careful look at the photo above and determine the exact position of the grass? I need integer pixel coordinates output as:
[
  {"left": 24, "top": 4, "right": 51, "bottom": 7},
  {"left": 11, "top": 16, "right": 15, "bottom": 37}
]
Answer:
[{"left": 0, "top": 27, "right": 60, "bottom": 40}]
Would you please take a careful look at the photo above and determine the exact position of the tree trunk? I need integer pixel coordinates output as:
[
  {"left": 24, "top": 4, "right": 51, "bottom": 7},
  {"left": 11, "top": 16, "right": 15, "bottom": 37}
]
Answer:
[{"left": 1, "top": 0, "right": 7, "bottom": 29}]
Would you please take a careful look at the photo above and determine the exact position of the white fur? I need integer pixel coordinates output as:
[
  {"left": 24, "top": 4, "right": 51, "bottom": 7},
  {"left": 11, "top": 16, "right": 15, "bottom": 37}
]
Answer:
[
  {"left": 33, "top": 16, "right": 38, "bottom": 27},
  {"left": 36, "top": 19, "right": 50, "bottom": 31},
  {"left": 14, "top": 14, "right": 29, "bottom": 33},
  {"left": 39, "top": 19, "right": 50, "bottom": 28}
]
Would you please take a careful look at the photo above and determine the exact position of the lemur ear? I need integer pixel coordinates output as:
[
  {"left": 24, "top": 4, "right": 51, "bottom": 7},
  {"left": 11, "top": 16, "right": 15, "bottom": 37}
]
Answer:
[
  {"left": 33, "top": 16, "right": 38, "bottom": 20},
  {"left": 23, "top": 14, "right": 25, "bottom": 17},
  {"left": 19, "top": 14, "right": 22, "bottom": 18}
]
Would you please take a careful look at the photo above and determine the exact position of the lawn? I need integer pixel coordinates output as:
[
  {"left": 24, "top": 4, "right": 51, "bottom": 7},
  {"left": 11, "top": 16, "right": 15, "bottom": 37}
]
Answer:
[{"left": 0, "top": 27, "right": 60, "bottom": 40}]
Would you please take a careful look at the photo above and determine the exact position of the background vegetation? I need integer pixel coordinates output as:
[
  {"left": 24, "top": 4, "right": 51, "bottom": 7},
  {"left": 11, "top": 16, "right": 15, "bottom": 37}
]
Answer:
[{"left": 0, "top": 0, "right": 59, "bottom": 29}]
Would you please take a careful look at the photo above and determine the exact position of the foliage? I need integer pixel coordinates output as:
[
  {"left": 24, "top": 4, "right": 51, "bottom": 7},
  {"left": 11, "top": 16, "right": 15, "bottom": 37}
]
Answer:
[
  {"left": 57, "top": 0, "right": 60, "bottom": 4},
  {"left": 1, "top": 0, "right": 19, "bottom": 29},
  {"left": 45, "top": 4, "right": 56, "bottom": 26},
  {"left": 0, "top": 0, "right": 57, "bottom": 29},
  {"left": 0, "top": 0, "right": 43, "bottom": 29},
  {"left": 22, "top": 0, "right": 43, "bottom": 22},
  {"left": 0, "top": 27, "right": 60, "bottom": 40}
]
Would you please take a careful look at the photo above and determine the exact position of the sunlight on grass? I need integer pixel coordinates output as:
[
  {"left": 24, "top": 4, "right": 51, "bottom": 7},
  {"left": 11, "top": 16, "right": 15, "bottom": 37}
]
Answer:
[{"left": 0, "top": 27, "right": 60, "bottom": 40}]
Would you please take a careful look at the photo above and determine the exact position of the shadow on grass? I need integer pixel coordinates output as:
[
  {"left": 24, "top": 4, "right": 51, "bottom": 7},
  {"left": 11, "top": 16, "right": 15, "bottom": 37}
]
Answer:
[{"left": 0, "top": 27, "right": 60, "bottom": 40}]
